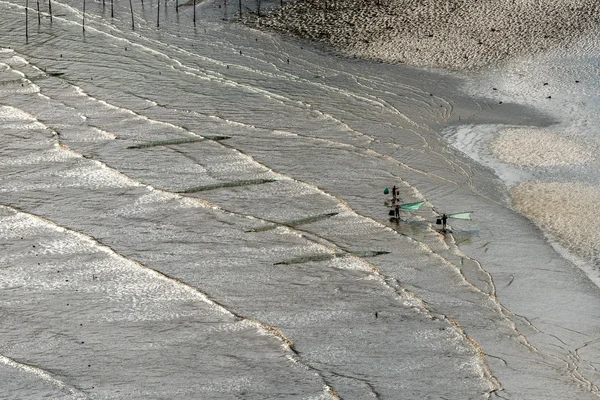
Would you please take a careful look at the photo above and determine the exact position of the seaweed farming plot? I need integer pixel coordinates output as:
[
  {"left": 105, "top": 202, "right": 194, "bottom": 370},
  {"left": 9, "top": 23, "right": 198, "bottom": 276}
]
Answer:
[
  {"left": 247, "top": 212, "right": 339, "bottom": 232},
  {"left": 178, "top": 178, "right": 277, "bottom": 193},
  {"left": 127, "top": 136, "right": 231, "bottom": 149},
  {"left": 273, "top": 250, "right": 390, "bottom": 265}
]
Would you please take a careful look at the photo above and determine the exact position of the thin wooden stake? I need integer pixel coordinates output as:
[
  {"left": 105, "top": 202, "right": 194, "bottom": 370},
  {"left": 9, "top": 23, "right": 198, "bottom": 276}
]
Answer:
[
  {"left": 238, "top": 0, "right": 241, "bottom": 19},
  {"left": 36, "top": 0, "right": 40, "bottom": 24},
  {"left": 82, "top": 0, "right": 85, "bottom": 31},
  {"left": 111, "top": 0, "right": 113, "bottom": 18},
  {"left": 193, "top": 0, "right": 196, "bottom": 26},
  {"left": 156, "top": 0, "right": 159, "bottom": 28},
  {"left": 48, "top": 0, "right": 52, "bottom": 21},
  {"left": 26, "top": 0, "right": 29, "bottom": 41},
  {"left": 129, "top": 0, "right": 134, "bottom": 29}
]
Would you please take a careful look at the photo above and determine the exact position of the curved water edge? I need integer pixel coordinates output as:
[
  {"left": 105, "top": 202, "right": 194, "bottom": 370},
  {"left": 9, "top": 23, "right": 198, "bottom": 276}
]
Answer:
[
  {"left": 445, "top": 33, "right": 600, "bottom": 287},
  {"left": 1, "top": 0, "right": 599, "bottom": 398}
]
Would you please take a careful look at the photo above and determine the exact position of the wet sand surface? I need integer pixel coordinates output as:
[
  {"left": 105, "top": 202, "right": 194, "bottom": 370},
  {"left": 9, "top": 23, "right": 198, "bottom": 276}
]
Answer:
[{"left": 0, "top": 0, "right": 599, "bottom": 398}]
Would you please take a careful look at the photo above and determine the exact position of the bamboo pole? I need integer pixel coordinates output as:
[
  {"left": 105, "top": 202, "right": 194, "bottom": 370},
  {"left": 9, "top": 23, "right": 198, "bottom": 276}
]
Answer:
[
  {"left": 193, "top": 0, "right": 196, "bottom": 26},
  {"left": 48, "top": 0, "right": 52, "bottom": 21},
  {"left": 26, "top": 0, "right": 29, "bottom": 41},
  {"left": 36, "top": 0, "right": 40, "bottom": 24},
  {"left": 83, "top": 0, "right": 85, "bottom": 31},
  {"left": 129, "top": 0, "right": 134, "bottom": 29},
  {"left": 157, "top": 0, "right": 160, "bottom": 28}
]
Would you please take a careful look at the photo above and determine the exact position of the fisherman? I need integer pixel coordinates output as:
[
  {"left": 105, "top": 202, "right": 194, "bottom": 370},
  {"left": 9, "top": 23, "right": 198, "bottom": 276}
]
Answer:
[
  {"left": 394, "top": 204, "right": 400, "bottom": 219},
  {"left": 392, "top": 185, "right": 398, "bottom": 201},
  {"left": 441, "top": 214, "right": 448, "bottom": 232}
]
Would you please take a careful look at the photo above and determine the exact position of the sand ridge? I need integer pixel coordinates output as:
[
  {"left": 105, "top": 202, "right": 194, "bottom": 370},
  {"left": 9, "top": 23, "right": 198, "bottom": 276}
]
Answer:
[{"left": 248, "top": 0, "right": 600, "bottom": 69}]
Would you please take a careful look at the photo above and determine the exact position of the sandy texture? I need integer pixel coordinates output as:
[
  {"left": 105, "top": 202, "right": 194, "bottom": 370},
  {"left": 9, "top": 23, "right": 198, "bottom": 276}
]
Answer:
[
  {"left": 489, "top": 127, "right": 595, "bottom": 167},
  {"left": 511, "top": 181, "right": 600, "bottom": 260},
  {"left": 250, "top": 0, "right": 600, "bottom": 69}
]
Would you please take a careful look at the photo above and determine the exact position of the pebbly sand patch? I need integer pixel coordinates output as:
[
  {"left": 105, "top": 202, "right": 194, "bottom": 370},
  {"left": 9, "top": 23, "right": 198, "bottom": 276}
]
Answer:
[
  {"left": 249, "top": 0, "right": 600, "bottom": 69},
  {"left": 489, "top": 127, "right": 595, "bottom": 168},
  {"left": 511, "top": 181, "right": 600, "bottom": 260}
]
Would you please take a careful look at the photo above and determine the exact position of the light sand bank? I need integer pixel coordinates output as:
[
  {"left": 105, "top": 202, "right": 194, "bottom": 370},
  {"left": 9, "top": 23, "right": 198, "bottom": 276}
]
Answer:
[{"left": 249, "top": 0, "right": 600, "bottom": 69}]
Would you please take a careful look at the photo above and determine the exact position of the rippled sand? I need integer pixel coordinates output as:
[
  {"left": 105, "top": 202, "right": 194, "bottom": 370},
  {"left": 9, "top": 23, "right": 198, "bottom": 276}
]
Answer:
[{"left": 1, "top": 0, "right": 599, "bottom": 398}]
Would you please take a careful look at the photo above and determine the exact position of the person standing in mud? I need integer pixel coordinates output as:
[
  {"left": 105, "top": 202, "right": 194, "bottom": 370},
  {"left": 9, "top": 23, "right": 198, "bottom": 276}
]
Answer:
[
  {"left": 392, "top": 185, "right": 398, "bottom": 201},
  {"left": 441, "top": 214, "right": 448, "bottom": 231},
  {"left": 394, "top": 203, "right": 400, "bottom": 219}
]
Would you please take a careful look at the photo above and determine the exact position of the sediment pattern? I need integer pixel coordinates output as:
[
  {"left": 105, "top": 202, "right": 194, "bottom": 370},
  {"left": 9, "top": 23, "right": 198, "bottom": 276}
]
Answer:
[{"left": 252, "top": 0, "right": 600, "bottom": 69}]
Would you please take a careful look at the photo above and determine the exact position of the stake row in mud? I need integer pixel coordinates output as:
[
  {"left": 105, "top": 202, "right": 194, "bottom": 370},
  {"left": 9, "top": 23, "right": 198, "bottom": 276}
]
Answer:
[{"left": 24, "top": 0, "right": 286, "bottom": 40}]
